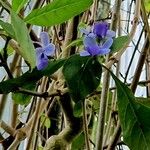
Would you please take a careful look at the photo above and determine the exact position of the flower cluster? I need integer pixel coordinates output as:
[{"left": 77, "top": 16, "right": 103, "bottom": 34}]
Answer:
[
  {"left": 35, "top": 22, "right": 115, "bottom": 70},
  {"left": 36, "top": 32, "right": 55, "bottom": 70},
  {"left": 80, "top": 22, "right": 115, "bottom": 57}
]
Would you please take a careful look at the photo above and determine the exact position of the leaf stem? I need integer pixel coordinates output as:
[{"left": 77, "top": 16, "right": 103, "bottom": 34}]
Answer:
[{"left": 17, "top": 88, "right": 62, "bottom": 98}]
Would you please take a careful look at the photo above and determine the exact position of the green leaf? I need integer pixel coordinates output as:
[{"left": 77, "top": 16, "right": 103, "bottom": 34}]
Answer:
[
  {"left": 71, "top": 133, "right": 85, "bottom": 150},
  {"left": 91, "top": 96, "right": 100, "bottom": 113},
  {"left": 136, "top": 97, "right": 150, "bottom": 107},
  {"left": 11, "top": 11, "right": 36, "bottom": 69},
  {"left": 63, "top": 55, "right": 102, "bottom": 102},
  {"left": 0, "top": 44, "right": 14, "bottom": 56},
  {"left": 45, "top": 118, "right": 51, "bottom": 128},
  {"left": 144, "top": 0, "right": 150, "bottom": 12},
  {"left": 40, "top": 114, "right": 51, "bottom": 128},
  {"left": 111, "top": 36, "right": 129, "bottom": 53},
  {"left": 73, "top": 101, "right": 82, "bottom": 117},
  {"left": 109, "top": 69, "right": 150, "bottom": 150},
  {"left": 37, "top": 146, "right": 44, "bottom": 150},
  {"left": 0, "top": 59, "right": 65, "bottom": 94},
  {"left": 5, "top": 45, "right": 14, "bottom": 56},
  {"left": 0, "top": 20, "right": 15, "bottom": 38},
  {"left": 24, "top": 0, "right": 93, "bottom": 26},
  {"left": 12, "top": 0, "right": 28, "bottom": 13},
  {"left": 12, "top": 84, "right": 36, "bottom": 105}
]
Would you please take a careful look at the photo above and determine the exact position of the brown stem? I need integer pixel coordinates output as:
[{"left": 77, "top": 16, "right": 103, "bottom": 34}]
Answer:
[
  {"left": 0, "top": 120, "right": 16, "bottom": 135},
  {"left": 82, "top": 101, "right": 90, "bottom": 150}
]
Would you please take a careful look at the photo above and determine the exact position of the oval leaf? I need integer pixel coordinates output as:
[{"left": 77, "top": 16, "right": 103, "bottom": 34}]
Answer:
[
  {"left": 11, "top": 11, "right": 36, "bottom": 69},
  {"left": 24, "top": 0, "right": 93, "bottom": 26},
  {"left": 12, "top": 0, "right": 28, "bottom": 13},
  {"left": 12, "top": 83, "right": 36, "bottom": 105},
  {"left": 111, "top": 36, "right": 129, "bottom": 53},
  {"left": 0, "top": 59, "right": 65, "bottom": 94},
  {"left": 144, "top": 0, "right": 150, "bottom": 12},
  {"left": 41, "top": 115, "right": 51, "bottom": 128},
  {"left": 110, "top": 70, "right": 150, "bottom": 150},
  {"left": 0, "top": 20, "right": 15, "bottom": 38},
  {"left": 71, "top": 133, "right": 85, "bottom": 150},
  {"left": 73, "top": 101, "right": 83, "bottom": 117},
  {"left": 63, "top": 55, "right": 102, "bottom": 102}
]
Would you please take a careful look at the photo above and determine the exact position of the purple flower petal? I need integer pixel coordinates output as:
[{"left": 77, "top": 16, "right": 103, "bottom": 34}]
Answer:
[
  {"left": 106, "top": 30, "right": 116, "bottom": 38},
  {"left": 80, "top": 22, "right": 114, "bottom": 57},
  {"left": 80, "top": 50, "right": 90, "bottom": 56},
  {"left": 88, "top": 33, "right": 96, "bottom": 38},
  {"left": 36, "top": 32, "right": 56, "bottom": 69},
  {"left": 44, "top": 43, "right": 55, "bottom": 56},
  {"left": 93, "top": 22, "right": 109, "bottom": 38},
  {"left": 40, "top": 32, "right": 50, "bottom": 47},
  {"left": 36, "top": 47, "right": 43, "bottom": 57},
  {"left": 98, "top": 48, "right": 110, "bottom": 55},
  {"left": 101, "top": 38, "right": 113, "bottom": 49},
  {"left": 83, "top": 35, "right": 111, "bottom": 56},
  {"left": 36, "top": 53, "right": 49, "bottom": 70},
  {"left": 83, "top": 36, "right": 97, "bottom": 47},
  {"left": 86, "top": 45, "right": 100, "bottom": 56}
]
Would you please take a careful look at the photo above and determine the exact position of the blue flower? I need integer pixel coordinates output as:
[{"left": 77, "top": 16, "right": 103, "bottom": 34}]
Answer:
[
  {"left": 80, "top": 35, "right": 113, "bottom": 56},
  {"left": 93, "top": 22, "right": 115, "bottom": 38},
  {"left": 36, "top": 32, "right": 55, "bottom": 70},
  {"left": 79, "top": 21, "right": 115, "bottom": 57},
  {"left": 79, "top": 26, "right": 95, "bottom": 37}
]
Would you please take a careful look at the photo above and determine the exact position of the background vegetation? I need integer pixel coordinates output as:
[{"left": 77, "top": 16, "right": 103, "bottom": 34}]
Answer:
[{"left": 0, "top": 0, "right": 150, "bottom": 150}]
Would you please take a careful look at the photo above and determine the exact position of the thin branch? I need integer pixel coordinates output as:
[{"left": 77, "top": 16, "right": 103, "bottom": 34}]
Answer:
[
  {"left": 1, "top": 61, "right": 13, "bottom": 79},
  {"left": 95, "top": 68, "right": 110, "bottom": 150},
  {"left": 17, "top": 88, "right": 63, "bottom": 98},
  {"left": 131, "top": 36, "right": 149, "bottom": 92},
  {"left": 107, "top": 121, "right": 121, "bottom": 150},
  {"left": 25, "top": 100, "right": 42, "bottom": 150},
  {"left": 105, "top": 0, "right": 141, "bottom": 69},
  {"left": 0, "top": 120, "right": 16, "bottom": 136},
  {"left": 124, "top": 27, "right": 144, "bottom": 83},
  {"left": 106, "top": 1, "right": 143, "bottom": 149},
  {"left": 17, "top": 88, "right": 49, "bottom": 98},
  {"left": 61, "top": 19, "right": 74, "bottom": 58},
  {"left": 82, "top": 101, "right": 90, "bottom": 150},
  {"left": 7, "top": 129, "right": 26, "bottom": 150},
  {"left": 95, "top": 0, "right": 121, "bottom": 149}
]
